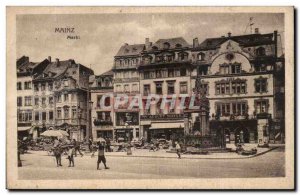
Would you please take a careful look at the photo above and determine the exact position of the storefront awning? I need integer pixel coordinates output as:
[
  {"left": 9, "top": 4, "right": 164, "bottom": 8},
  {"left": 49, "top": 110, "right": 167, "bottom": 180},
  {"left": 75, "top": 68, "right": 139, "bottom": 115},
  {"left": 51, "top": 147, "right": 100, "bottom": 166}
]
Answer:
[
  {"left": 149, "top": 122, "right": 184, "bottom": 129},
  {"left": 17, "top": 126, "right": 30, "bottom": 131}
]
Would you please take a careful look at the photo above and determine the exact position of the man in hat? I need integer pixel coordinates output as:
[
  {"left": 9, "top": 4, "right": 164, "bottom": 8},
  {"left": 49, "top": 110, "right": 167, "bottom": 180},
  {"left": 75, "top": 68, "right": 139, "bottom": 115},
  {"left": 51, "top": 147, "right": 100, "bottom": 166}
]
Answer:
[
  {"left": 67, "top": 145, "right": 75, "bottom": 167},
  {"left": 96, "top": 141, "right": 109, "bottom": 170}
]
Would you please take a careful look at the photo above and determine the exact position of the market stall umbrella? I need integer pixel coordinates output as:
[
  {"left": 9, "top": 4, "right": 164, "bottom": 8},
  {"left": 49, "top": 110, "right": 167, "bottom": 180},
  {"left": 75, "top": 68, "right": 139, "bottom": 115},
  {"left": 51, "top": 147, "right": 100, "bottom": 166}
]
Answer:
[
  {"left": 41, "top": 130, "right": 65, "bottom": 137},
  {"left": 57, "top": 129, "right": 69, "bottom": 136},
  {"left": 95, "top": 137, "right": 106, "bottom": 143}
]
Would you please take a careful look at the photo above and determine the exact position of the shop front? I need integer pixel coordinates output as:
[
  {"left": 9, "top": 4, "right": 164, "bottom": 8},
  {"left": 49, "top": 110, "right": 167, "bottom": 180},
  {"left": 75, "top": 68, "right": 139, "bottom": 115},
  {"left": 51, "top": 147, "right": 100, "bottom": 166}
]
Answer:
[
  {"left": 114, "top": 127, "right": 139, "bottom": 142},
  {"left": 146, "top": 122, "right": 184, "bottom": 142}
]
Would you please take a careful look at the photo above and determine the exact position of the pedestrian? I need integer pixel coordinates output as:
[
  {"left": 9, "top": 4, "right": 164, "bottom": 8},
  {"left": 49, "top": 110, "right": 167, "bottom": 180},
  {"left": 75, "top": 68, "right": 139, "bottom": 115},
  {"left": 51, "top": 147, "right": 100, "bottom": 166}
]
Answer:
[
  {"left": 53, "top": 141, "right": 63, "bottom": 167},
  {"left": 72, "top": 139, "right": 83, "bottom": 157},
  {"left": 67, "top": 145, "right": 75, "bottom": 167},
  {"left": 95, "top": 141, "right": 109, "bottom": 170},
  {"left": 149, "top": 142, "right": 156, "bottom": 152},
  {"left": 175, "top": 141, "right": 181, "bottom": 159},
  {"left": 105, "top": 137, "right": 111, "bottom": 152},
  {"left": 88, "top": 137, "right": 93, "bottom": 152}
]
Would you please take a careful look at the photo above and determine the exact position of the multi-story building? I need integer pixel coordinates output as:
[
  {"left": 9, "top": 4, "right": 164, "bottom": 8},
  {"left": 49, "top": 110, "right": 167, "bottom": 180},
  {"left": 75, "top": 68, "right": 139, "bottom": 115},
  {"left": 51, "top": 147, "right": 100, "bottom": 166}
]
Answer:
[
  {"left": 17, "top": 56, "right": 49, "bottom": 139},
  {"left": 138, "top": 37, "right": 194, "bottom": 142},
  {"left": 112, "top": 43, "right": 144, "bottom": 142},
  {"left": 191, "top": 29, "right": 284, "bottom": 144},
  {"left": 32, "top": 57, "right": 94, "bottom": 141},
  {"left": 90, "top": 70, "right": 114, "bottom": 139}
]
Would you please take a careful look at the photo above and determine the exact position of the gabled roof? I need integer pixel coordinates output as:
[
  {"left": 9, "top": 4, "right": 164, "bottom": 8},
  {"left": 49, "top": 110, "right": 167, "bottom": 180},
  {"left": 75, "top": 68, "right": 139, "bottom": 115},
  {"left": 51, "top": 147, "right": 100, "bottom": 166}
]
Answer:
[
  {"left": 34, "top": 59, "right": 74, "bottom": 80},
  {"left": 153, "top": 37, "right": 190, "bottom": 50},
  {"left": 195, "top": 33, "right": 274, "bottom": 50},
  {"left": 115, "top": 44, "right": 145, "bottom": 57},
  {"left": 100, "top": 69, "right": 113, "bottom": 76}
]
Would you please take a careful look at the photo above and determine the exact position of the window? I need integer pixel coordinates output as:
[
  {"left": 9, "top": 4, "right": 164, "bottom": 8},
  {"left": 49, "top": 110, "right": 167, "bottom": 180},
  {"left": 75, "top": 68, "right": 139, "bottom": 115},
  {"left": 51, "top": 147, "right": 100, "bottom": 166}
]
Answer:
[
  {"left": 17, "top": 82, "right": 22, "bottom": 90},
  {"left": 57, "top": 95, "right": 62, "bottom": 102},
  {"left": 180, "top": 82, "right": 188, "bottom": 94},
  {"left": 200, "top": 83, "right": 208, "bottom": 95},
  {"left": 64, "top": 80, "right": 69, "bottom": 87},
  {"left": 49, "top": 111, "right": 53, "bottom": 120},
  {"left": 24, "top": 96, "right": 32, "bottom": 106},
  {"left": 163, "top": 42, "right": 170, "bottom": 49},
  {"left": 231, "top": 64, "right": 241, "bottom": 74},
  {"left": 48, "top": 83, "right": 53, "bottom": 91},
  {"left": 132, "top": 84, "right": 138, "bottom": 92},
  {"left": 198, "top": 66, "right": 208, "bottom": 76},
  {"left": 57, "top": 108, "right": 61, "bottom": 119},
  {"left": 72, "top": 108, "right": 77, "bottom": 118},
  {"left": 42, "top": 97, "right": 46, "bottom": 106},
  {"left": 17, "top": 97, "right": 22, "bottom": 106},
  {"left": 178, "top": 52, "right": 188, "bottom": 61},
  {"left": 180, "top": 68, "right": 187, "bottom": 76},
  {"left": 24, "top": 81, "right": 32, "bottom": 90},
  {"left": 144, "top": 71, "right": 150, "bottom": 79},
  {"left": 232, "top": 81, "right": 246, "bottom": 94},
  {"left": 144, "top": 85, "right": 150, "bottom": 96},
  {"left": 156, "top": 70, "right": 162, "bottom": 78},
  {"left": 34, "top": 84, "right": 39, "bottom": 91},
  {"left": 64, "top": 94, "right": 69, "bottom": 102},
  {"left": 71, "top": 93, "right": 75, "bottom": 101},
  {"left": 216, "top": 102, "right": 247, "bottom": 116},
  {"left": 168, "top": 69, "right": 174, "bottom": 77},
  {"left": 216, "top": 82, "right": 230, "bottom": 95},
  {"left": 255, "top": 78, "right": 267, "bottom": 93},
  {"left": 256, "top": 47, "right": 266, "bottom": 56},
  {"left": 18, "top": 111, "right": 33, "bottom": 122},
  {"left": 156, "top": 83, "right": 163, "bottom": 95},
  {"left": 198, "top": 53, "right": 205, "bottom": 61},
  {"left": 116, "top": 85, "right": 121, "bottom": 92},
  {"left": 41, "top": 83, "right": 46, "bottom": 91},
  {"left": 232, "top": 102, "right": 247, "bottom": 115},
  {"left": 104, "top": 96, "right": 110, "bottom": 107},
  {"left": 167, "top": 82, "right": 175, "bottom": 94},
  {"left": 42, "top": 112, "right": 46, "bottom": 121},
  {"left": 34, "top": 97, "right": 39, "bottom": 106},
  {"left": 64, "top": 107, "right": 69, "bottom": 118},
  {"left": 35, "top": 112, "right": 39, "bottom": 121},
  {"left": 255, "top": 100, "right": 268, "bottom": 114},
  {"left": 220, "top": 64, "right": 229, "bottom": 74},
  {"left": 124, "top": 84, "right": 129, "bottom": 93},
  {"left": 254, "top": 64, "right": 267, "bottom": 72}
]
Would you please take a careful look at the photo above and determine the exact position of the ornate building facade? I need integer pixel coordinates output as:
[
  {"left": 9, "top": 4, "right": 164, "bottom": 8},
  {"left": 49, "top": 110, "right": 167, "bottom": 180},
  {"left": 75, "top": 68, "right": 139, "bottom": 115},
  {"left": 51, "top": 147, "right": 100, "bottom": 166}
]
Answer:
[{"left": 90, "top": 70, "right": 114, "bottom": 139}]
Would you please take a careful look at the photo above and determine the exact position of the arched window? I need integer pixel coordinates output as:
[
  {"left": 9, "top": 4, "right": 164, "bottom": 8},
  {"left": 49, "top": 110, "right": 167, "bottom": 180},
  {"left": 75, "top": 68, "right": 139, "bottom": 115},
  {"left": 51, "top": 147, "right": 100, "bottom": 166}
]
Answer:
[
  {"left": 198, "top": 52, "right": 205, "bottom": 61},
  {"left": 163, "top": 42, "right": 170, "bottom": 49},
  {"left": 256, "top": 47, "right": 266, "bottom": 56},
  {"left": 178, "top": 52, "right": 188, "bottom": 61}
]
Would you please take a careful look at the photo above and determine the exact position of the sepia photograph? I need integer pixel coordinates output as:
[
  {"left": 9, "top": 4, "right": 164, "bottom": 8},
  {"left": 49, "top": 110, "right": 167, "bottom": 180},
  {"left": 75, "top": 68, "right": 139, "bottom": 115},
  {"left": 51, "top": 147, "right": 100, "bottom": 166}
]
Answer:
[{"left": 6, "top": 6, "right": 294, "bottom": 189}]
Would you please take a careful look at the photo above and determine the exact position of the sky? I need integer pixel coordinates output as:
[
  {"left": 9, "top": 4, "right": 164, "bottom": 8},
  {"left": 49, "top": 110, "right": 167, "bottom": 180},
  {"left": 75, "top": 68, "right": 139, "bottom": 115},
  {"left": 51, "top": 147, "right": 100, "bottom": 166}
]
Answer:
[{"left": 16, "top": 13, "right": 284, "bottom": 75}]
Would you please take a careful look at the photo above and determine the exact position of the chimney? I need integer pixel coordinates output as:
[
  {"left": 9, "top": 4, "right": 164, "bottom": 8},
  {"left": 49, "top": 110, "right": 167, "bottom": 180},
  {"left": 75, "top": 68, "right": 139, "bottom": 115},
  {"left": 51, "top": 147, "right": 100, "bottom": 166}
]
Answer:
[
  {"left": 193, "top": 38, "right": 199, "bottom": 48},
  {"left": 48, "top": 56, "right": 51, "bottom": 62},
  {"left": 145, "top": 38, "right": 150, "bottom": 49},
  {"left": 124, "top": 43, "right": 128, "bottom": 46},
  {"left": 255, "top": 28, "right": 259, "bottom": 34},
  {"left": 55, "top": 58, "right": 60, "bottom": 66},
  {"left": 228, "top": 32, "right": 232, "bottom": 37}
]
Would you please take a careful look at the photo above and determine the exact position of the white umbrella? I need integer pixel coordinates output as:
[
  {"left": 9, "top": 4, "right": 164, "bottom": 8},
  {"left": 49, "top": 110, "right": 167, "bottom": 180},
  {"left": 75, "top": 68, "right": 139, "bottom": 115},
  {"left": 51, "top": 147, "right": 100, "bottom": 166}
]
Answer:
[
  {"left": 41, "top": 130, "right": 65, "bottom": 137},
  {"left": 95, "top": 137, "right": 106, "bottom": 143},
  {"left": 57, "top": 129, "right": 69, "bottom": 136}
]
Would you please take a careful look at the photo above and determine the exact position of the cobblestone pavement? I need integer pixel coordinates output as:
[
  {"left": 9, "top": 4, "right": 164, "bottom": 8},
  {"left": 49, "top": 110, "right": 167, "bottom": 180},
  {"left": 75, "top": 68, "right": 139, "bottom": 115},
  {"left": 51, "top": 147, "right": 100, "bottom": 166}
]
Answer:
[{"left": 18, "top": 146, "right": 285, "bottom": 179}]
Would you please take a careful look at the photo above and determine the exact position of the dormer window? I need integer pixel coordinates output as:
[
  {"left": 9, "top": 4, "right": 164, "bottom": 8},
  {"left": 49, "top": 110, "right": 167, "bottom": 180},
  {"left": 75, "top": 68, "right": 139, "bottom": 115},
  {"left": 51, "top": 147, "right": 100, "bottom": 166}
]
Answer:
[
  {"left": 256, "top": 47, "right": 266, "bottom": 56},
  {"left": 163, "top": 42, "right": 170, "bottom": 49},
  {"left": 198, "top": 52, "right": 205, "bottom": 61},
  {"left": 175, "top": 44, "right": 182, "bottom": 48},
  {"left": 152, "top": 46, "right": 158, "bottom": 50}
]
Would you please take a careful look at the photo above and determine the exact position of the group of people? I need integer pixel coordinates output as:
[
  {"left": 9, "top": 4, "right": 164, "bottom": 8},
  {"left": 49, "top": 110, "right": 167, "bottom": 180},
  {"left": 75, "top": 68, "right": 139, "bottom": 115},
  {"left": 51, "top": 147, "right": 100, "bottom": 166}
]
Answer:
[{"left": 51, "top": 137, "right": 109, "bottom": 170}]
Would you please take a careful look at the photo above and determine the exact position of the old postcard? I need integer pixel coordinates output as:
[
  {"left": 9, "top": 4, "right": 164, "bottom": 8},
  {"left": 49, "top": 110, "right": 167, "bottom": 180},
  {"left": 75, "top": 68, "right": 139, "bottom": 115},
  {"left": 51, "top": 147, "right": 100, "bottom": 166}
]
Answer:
[{"left": 6, "top": 6, "right": 294, "bottom": 189}]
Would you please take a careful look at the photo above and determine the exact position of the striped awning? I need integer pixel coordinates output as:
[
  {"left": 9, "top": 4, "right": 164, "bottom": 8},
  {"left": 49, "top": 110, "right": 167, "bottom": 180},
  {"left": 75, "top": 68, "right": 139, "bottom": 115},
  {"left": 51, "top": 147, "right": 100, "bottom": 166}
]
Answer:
[
  {"left": 17, "top": 126, "right": 31, "bottom": 131},
  {"left": 149, "top": 122, "right": 184, "bottom": 129}
]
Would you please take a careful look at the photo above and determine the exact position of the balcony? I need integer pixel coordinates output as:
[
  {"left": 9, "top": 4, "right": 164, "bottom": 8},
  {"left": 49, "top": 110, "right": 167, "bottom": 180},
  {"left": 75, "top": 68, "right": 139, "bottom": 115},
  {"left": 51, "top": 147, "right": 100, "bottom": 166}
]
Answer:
[{"left": 93, "top": 119, "right": 113, "bottom": 126}]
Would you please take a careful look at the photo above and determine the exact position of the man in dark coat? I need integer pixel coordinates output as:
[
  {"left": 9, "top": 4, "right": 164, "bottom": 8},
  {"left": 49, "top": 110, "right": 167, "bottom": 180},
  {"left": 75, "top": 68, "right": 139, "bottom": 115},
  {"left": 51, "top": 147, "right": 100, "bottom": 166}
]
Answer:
[
  {"left": 72, "top": 139, "right": 83, "bottom": 157},
  {"left": 96, "top": 142, "right": 109, "bottom": 170}
]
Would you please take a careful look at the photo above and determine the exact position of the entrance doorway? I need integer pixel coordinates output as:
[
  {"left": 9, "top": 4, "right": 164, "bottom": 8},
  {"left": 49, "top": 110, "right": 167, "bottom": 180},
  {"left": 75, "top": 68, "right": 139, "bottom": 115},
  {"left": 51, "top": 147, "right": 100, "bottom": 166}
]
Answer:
[{"left": 234, "top": 128, "right": 250, "bottom": 143}]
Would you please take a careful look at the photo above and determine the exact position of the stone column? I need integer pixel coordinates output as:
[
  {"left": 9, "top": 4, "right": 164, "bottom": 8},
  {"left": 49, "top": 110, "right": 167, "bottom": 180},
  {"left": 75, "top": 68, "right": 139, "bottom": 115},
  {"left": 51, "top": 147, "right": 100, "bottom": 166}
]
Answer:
[{"left": 184, "top": 114, "right": 189, "bottom": 135}]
